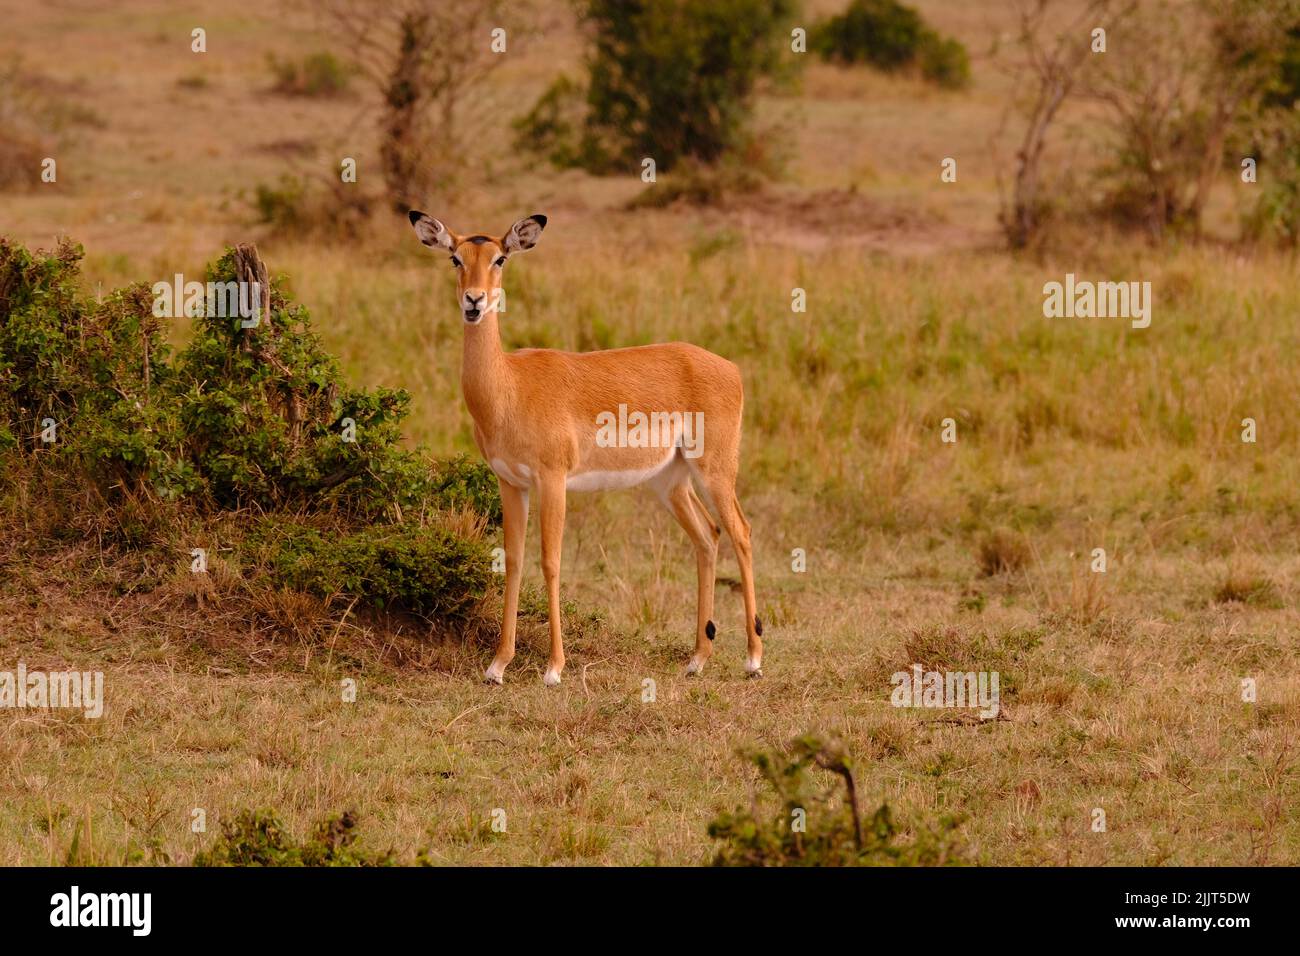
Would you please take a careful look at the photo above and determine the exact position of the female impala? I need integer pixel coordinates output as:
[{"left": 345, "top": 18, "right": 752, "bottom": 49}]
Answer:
[{"left": 408, "top": 210, "right": 763, "bottom": 686}]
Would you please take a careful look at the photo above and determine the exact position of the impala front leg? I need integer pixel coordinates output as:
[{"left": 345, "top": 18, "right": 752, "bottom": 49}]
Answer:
[
  {"left": 538, "top": 473, "right": 567, "bottom": 686},
  {"left": 487, "top": 479, "right": 528, "bottom": 685}
]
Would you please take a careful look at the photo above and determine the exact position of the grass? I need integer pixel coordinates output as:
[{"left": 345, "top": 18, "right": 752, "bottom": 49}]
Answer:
[
  {"left": 3, "top": 237, "right": 1298, "bottom": 865},
  {"left": 1, "top": 0, "right": 1298, "bottom": 866}
]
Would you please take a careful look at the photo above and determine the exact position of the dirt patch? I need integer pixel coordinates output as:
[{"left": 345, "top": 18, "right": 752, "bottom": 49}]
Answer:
[{"left": 695, "top": 186, "right": 992, "bottom": 254}]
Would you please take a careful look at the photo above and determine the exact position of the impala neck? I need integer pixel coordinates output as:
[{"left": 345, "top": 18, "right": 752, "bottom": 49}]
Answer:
[{"left": 461, "top": 312, "right": 512, "bottom": 427}]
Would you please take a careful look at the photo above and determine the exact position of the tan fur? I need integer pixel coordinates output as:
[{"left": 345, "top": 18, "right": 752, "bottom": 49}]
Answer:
[{"left": 409, "top": 211, "right": 762, "bottom": 685}]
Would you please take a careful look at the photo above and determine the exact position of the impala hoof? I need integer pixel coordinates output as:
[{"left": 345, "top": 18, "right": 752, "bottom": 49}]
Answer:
[
  {"left": 685, "top": 657, "right": 706, "bottom": 676},
  {"left": 484, "top": 663, "right": 505, "bottom": 685},
  {"left": 543, "top": 669, "right": 562, "bottom": 686},
  {"left": 745, "top": 659, "right": 763, "bottom": 679}
]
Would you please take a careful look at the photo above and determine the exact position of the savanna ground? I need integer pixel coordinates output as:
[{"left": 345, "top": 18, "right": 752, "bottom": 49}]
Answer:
[{"left": 1, "top": 0, "right": 1297, "bottom": 865}]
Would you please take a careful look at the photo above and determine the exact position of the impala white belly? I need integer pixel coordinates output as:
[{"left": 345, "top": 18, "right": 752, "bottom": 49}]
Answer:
[{"left": 566, "top": 448, "right": 676, "bottom": 492}]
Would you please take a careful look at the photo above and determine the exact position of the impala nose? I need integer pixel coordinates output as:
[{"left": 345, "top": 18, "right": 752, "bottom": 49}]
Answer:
[{"left": 463, "top": 290, "right": 485, "bottom": 321}]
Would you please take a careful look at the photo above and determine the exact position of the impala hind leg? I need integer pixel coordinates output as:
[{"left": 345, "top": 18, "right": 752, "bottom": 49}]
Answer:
[
  {"left": 538, "top": 474, "right": 567, "bottom": 686},
  {"left": 487, "top": 480, "right": 528, "bottom": 685},
  {"left": 698, "top": 471, "right": 763, "bottom": 678},
  {"left": 658, "top": 476, "right": 720, "bottom": 675}
]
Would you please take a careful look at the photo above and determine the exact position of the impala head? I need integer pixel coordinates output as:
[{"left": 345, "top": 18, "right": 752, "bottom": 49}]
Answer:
[{"left": 408, "top": 211, "right": 547, "bottom": 324}]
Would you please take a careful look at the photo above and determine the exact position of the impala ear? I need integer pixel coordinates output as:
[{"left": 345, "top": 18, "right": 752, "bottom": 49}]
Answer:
[
  {"left": 503, "top": 214, "right": 547, "bottom": 253},
  {"left": 408, "top": 210, "right": 455, "bottom": 251}
]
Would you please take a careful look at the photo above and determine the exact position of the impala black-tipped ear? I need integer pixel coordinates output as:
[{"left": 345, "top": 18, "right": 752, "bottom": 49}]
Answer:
[
  {"left": 408, "top": 210, "right": 454, "bottom": 250},
  {"left": 503, "top": 214, "right": 547, "bottom": 253}
]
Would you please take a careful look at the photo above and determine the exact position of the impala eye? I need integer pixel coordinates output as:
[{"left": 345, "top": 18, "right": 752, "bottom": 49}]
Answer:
[
  {"left": 449, "top": 255, "right": 463, "bottom": 268},
  {"left": 494, "top": 256, "right": 507, "bottom": 268}
]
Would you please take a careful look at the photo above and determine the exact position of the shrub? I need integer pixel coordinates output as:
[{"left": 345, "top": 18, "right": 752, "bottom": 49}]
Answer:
[
  {"left": 1084, "top": 0, "right": 1296, "bottom": 241},
  {"left": 1243, "top": 23, "right": 1300, "bottom": 245},
  {"left": 708, "top": 734, "right": 967, "bottom": 865},
  {"left": 870, "top": 624, "right": 1037, "bottom": 702},
  {"left": 253, "top": 174, "right": 308, "bottom": 229},
  {"left": 0, "top": 238, "right": 478, "bottom": 516},
  {"left": 268, "top": 51, "right": 353, "bottom": 97},
  {"left": 252, "top": 174, "right": 373, "bottom": 238},
  {"left": 626, "top": 156, "right": 768, "bottom": 208},
  {"left": 813, "top": 0, "right": 926, "bottom": 70},
  {"left": 170, "top": 246, "right": 419, "bottom": 512},
  {"left": 918, "top": 34, "right": 970, "bottom": 89},
  {"left": 976, "top": 527, "right": 1029, "bottom": 576},
  {"left": 258, "top": 519, "right": 493, "bottom": 619},
  {"left": 812, "top": 0, "right": 970, "bottom": 89},
  {"left": 511, "top": 74, "right": 590, "bottom": 170},
  {"left": 0, "top": 240, "right": 169, "bottom": 467},
  {"left": 0, "top": 129, "right": 45, "bottom": 192},
  {"left": 193, "top": 809, "right": 394, "bottom": 866},
  {"left": 1244, "top": 174, "right": 1300, "bottom": 246},
  {"left": 0, "top": 236, "right": 501, "bottom": 621},
  {"left": 517, "top": 0, "right": 796, "bottom": 175},
  {"left": 428, "top": 452, "right": 503, "bottom": 527},
  {"left": 1213, "top": 567, "right": 1281, "bottom": 607}
]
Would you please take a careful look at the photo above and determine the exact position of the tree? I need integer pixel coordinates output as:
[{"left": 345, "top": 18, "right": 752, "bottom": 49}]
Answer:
[
  {"left": 1086, "top": 0, "right": 1296, "bottom": 239},
  {"left": 994, "top": 0, "right": 1131, "bottom": 249},
  {"left": 316, "top": 0, "right": 519, "bottom": 212},
  {"left": 517, "top": 0, "right": 796, "bottom": 176}
]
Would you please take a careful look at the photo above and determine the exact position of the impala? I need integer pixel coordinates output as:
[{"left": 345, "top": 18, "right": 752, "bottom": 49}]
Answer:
[{"left": 408, "top": 210, "right": 763, "bottom": 686}]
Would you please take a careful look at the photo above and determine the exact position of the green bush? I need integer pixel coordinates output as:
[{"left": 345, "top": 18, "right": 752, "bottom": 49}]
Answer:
[
  {"left": 708, "top": 734, "right": 967, "bottom": 865},
  {"left": 428, "top": 452, "right": 503, "bottom": 527},
  {"left": 512, "top": 74, "right": 590, "bottom": 170},
  {"left": 1244, "top": 25, "right": 1300, "bottom": 245},
  {"left": 252, "top": 174, "right": 373, "bottom": 239},
  {"left": 253, "top": 174, "right": 308, "bottom": 230},
  {"left": 0, "top": 236, "right": 501, "bottom": 620},
  {"left": 812, "top": 0, "right": 970, "bottom": 89},
  {"left": 1266, "top": 24, "right": 1300, "bottom": 109},
  {"left": 813, "top": 0, "right": 925, "bottom": 70},
  {"left": 257, "top": 519, "right": 493, "bottom": 619},
  {"left": 268, "top": 51, "right": 353, "bottom": 97},
  {"left": 918, "top": 34, "right": 970, "bottom": 89},
  {"left": 193, "top": 809, "right": 393, "bottom": 866},
  {"left": 1245, "top": 174, "right": 1300, "bottom": 246},
  {"left": 516, "top": 0, "right": 797, "bottom": 175},
  {"left": 0, "top": 238, "right": 496, "bottom": 516}
]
